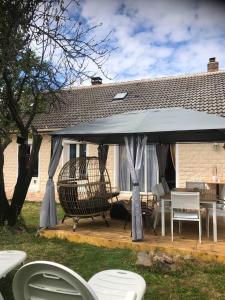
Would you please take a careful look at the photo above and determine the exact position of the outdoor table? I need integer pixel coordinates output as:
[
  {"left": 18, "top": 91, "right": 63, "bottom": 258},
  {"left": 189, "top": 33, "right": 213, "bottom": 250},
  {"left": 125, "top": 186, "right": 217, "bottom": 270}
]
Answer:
[
  {"left": 161, "top": 189, "right": 218, "bottom": 242},
  {"left": 0, "top": 250, "right": 27, "bottom": 300}
]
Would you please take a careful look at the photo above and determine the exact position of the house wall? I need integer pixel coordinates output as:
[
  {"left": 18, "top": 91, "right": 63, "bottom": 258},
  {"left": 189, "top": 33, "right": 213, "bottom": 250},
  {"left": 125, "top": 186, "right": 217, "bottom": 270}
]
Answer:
[
  {"left": 4, "top": 134, "right": 56, "bottom": 201},
  {"left": 3, "top": 134, "right": 116, "bottom": 201},
  {"left": 4, "top": 135, "right": 225, "bottom": 201},
  {"left": 4, "top": 136, "right": 18, "bottom": 198},
  {"left": 177, "top": 143, "right": 225, "bottom": 188}
]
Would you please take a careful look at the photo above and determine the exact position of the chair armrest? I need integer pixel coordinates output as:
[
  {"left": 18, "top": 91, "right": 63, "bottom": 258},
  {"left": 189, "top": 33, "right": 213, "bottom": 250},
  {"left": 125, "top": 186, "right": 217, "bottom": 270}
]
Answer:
[{"left": 124, "top": 291, "right": 137, "bottom": 300}]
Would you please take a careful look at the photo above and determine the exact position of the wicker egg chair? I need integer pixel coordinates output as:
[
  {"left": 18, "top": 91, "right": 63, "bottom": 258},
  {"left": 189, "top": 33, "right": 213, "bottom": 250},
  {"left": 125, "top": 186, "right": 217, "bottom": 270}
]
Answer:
[{"left": 57, "top": 156, "right": 112, "bottom": 231}]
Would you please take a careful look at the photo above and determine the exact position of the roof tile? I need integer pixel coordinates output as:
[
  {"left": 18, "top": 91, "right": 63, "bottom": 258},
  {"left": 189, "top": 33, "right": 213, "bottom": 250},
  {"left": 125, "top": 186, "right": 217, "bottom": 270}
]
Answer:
[{"left": 34, "top": 71, "right": 225, "bottom": 130}]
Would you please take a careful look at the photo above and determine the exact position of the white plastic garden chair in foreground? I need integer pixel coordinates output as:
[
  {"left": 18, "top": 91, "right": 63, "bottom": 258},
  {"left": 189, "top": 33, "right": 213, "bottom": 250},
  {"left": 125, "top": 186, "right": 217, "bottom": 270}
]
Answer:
[{"left": 12, "top": 261, "right": 146, "bottom": 300}]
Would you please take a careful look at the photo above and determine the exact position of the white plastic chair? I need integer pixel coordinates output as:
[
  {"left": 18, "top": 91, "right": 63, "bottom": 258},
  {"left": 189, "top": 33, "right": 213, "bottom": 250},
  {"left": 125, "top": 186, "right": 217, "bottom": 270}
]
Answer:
[
  {"left": 152, "top": 183, "right": 170, "bottom": 230},
  {"left": 171, "top": 191, "right": 201, "bottom": 243},
  {"left": 12, "top": 261, "right": 146, "bottom": 300},
  {"left": 89, "top": 269, "right": 146, "bottom": 300}
]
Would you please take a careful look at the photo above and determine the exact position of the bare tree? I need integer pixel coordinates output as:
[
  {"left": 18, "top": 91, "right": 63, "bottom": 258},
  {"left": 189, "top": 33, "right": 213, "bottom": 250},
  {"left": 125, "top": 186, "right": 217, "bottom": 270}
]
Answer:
[{"left": 0, "top": 0, "right": 112, "bottom": 226}]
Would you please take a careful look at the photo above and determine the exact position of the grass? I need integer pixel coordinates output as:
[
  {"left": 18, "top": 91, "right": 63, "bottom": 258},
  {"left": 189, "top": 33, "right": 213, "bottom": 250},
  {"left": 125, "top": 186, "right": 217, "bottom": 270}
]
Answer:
[{"left": 1, "top": 202, "right": 225, "bottom": 299}]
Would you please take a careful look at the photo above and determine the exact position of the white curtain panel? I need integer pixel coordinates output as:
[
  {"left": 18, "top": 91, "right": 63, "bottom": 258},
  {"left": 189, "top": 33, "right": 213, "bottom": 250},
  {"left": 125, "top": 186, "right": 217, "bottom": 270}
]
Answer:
[
  {"left": 40, "top": 138, "right": 63, "bottom": 228},
  {"left": 124, "top": 135, "right": 147, "bottom": 241},
  {"left": 146, "top": 144, "right": 158, "bottom": 191}
]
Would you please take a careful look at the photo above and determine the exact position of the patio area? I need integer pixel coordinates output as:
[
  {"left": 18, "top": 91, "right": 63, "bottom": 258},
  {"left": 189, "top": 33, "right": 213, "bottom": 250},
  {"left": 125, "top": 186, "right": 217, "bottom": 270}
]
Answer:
[
  {"left": 39, "top": 107, "right": 225, "bottom": 264},
  {"left": 40, "top": 212, "right": 225, "bottom": 264}
]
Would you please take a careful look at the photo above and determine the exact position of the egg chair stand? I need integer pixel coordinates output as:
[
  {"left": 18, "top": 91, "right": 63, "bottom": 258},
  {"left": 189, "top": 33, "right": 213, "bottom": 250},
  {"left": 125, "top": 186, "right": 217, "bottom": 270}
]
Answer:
[
  {"left": 57, "top": 156, "right": 112, "bottom": 231},
  {"left": 61, "top": 211, "right": 110, "bottom": 231}
]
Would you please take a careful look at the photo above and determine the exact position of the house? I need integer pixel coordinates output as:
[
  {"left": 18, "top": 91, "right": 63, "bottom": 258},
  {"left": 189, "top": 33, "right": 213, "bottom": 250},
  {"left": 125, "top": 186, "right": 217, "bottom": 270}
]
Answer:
[{"left": 4, "top": 57, "right": 225, "bottom": 200}]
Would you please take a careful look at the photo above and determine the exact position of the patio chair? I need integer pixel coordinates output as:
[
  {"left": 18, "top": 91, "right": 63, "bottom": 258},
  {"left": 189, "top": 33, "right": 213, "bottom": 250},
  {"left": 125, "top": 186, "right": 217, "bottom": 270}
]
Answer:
[
  {"left": 186, "top": 181, "right": 206, "bottom": 190},
  {"left": 57, "top": 157, "right": 113, "bottom": 231},
  {"left": 207, "top": 185, "right": 225, "bottom": 236},
  {"left": 13, "top": 261, "right": 146, "bottom": 300},
  {"left": 186, "top": 181, "right": 212, "bottom": 234},
  {"left": 171, "top": 191, "right": 201, "bottom": 243},
  {"left": 152, "top": 183, "right": 170, "bottom": 230},
  {"left": 122, "top": 193, "right": 156, "bottom": 230}
]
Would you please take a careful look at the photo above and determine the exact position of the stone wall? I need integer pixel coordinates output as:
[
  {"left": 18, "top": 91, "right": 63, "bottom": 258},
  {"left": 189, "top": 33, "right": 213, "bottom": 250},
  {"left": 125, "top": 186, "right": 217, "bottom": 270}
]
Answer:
[
  {"left": 4, "top": 136, "right": 18, "bottom": 198},
  {"left": 177, "top": 143, "right": 225, "bottom": 187},
  {"left": 4, "top": 134, "right": 116, "bottom": 201}
]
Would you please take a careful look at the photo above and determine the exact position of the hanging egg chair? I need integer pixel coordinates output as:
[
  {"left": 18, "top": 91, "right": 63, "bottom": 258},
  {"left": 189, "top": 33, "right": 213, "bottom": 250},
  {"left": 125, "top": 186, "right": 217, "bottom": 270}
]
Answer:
[{"left": 57, "top": 156, "right": 112, "bottom": 231}]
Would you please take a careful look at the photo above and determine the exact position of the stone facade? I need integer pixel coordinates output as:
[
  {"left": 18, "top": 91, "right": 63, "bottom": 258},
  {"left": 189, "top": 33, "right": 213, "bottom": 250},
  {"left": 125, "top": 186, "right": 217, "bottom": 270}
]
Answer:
[
  {"left": 4, "top": 134, "right": 54, "bottom": 201},
  {"left": 3, "top": 134, "right": 225, "bottom": 201},
  {"left": 3, "top": 134, "right": 116, "bottom": 201},
  {"left": 177, "top": 143, "right": 225, "bottom": 188}
]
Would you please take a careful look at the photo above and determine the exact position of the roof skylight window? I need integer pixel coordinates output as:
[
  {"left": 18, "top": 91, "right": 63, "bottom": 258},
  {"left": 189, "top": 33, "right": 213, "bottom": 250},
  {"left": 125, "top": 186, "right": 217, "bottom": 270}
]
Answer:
[{"left": 113, "top": 92, "right": 128, "bottom": 100}]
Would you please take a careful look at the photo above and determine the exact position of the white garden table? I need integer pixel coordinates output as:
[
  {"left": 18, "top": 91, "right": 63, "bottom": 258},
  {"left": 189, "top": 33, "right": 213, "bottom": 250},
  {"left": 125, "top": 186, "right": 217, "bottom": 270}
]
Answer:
[
  {"left": 0, "top": 250, "right": 27, "bottom": 300},
  {"left": 161, "top": 190, "right": 218, "bottom": 242}
]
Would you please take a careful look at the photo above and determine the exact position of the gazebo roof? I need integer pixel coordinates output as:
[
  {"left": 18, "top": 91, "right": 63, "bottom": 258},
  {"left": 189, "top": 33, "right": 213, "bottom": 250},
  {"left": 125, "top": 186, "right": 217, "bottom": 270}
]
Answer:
[{"left": 51, "top": 108, "right": 225, "bottom": 144}]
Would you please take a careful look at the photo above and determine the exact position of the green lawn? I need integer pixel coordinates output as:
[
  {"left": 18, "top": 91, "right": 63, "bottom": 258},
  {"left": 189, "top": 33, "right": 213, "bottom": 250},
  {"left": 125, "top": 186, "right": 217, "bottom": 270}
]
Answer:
[{"left": 1, "top": 202, "right": 225, "bottom": 299}]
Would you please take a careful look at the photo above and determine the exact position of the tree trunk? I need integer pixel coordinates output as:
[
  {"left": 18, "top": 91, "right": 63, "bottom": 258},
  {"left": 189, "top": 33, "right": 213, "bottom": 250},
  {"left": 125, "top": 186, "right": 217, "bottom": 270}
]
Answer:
[
  {"left": 0, "top": 144, "right": 10, "bottom": 223},
  {"left": 8, "top": 133, "right": 42, "bottom": 226}
]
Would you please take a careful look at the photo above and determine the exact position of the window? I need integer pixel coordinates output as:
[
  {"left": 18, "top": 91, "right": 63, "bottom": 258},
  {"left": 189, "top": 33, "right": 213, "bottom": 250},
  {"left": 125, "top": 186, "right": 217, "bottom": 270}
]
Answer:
[
  {"left": 63, "top": 142, "right": 87, "bottom": 162},
  {"left": 118, "top": 144, "right": 158, "bottom": 192},
  {"left": 18, "top": 144, "right": 39, "bottom": 178},
  {"left": 63, "top": 142, "right": 87, "bottom": 179},
  {"left": 113, "top": 92, "right": 128, "bottom": 100},
  {"left": 80, "top": 144, "right": 87, "bottom": 158},
  {"left": 70, "top": 144, "right": 77, "bottom": 160}
]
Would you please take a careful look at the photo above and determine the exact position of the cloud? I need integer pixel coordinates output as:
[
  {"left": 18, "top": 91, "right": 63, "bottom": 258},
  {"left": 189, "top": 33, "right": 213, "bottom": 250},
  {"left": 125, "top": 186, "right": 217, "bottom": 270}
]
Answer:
[{"left": 78, "top": 0, "right": 225, "bottom": 83}]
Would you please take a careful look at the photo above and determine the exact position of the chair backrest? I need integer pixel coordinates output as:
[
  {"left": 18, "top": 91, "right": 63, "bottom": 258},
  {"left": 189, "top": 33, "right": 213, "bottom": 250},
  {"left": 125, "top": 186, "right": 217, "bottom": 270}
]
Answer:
[
  {"left": 151, "top": 184, "right": 159, "bottom": 197},
  {"left": 186, "top": 181, "right": 206, "bottom": 190},
  {"left": 217, "top": 185, "right": 225, "bottom": 209},
  {"left": 151, "top": 183, "right": 165, "bottom": 203},
  {"left": 13, "top": 261, "right": 98, "bottom": 300},
  {"left": 220, "top": 185, "right": 225, "bottom": 201},
  {"left": 161, "top": 177, "right": 170, "bottom": 194},
  {"left": 171, "top": 192, "right": 200, "bottom": 210},
  {"left": 158, "top": 183, "right": 165, "bottom": 196}
]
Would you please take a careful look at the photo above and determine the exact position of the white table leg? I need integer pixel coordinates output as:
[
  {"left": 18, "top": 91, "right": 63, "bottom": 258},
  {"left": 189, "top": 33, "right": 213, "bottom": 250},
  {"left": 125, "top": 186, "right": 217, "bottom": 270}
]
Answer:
[
  {"left": 0, "top": 292, "right": 4, "bottom": 300},
  {"left": 161, "top": 199, "right": 165, "bottom": 236},
  {"left": 213, "top": 202, "right": 217, "bottom": 242}
]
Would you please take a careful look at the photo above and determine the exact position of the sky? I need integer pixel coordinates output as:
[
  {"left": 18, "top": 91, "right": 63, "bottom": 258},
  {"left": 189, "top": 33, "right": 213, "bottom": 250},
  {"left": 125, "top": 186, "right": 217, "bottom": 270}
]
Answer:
[{"left": 78, "top": 0, "right": 225, "bottom": 83}]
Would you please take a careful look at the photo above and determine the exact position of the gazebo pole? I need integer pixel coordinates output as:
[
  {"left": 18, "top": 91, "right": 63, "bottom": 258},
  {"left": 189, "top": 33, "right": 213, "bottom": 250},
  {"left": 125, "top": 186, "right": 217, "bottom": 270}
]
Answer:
[{"left": 125, "top": 135, "right": 147, "bottom": 241}]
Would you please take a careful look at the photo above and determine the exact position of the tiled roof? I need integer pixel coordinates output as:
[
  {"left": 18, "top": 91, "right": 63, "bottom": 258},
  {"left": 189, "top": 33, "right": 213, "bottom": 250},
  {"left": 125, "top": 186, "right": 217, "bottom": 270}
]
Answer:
[{"left": 34, "top": 70, "right": 225, "bottom": 130}]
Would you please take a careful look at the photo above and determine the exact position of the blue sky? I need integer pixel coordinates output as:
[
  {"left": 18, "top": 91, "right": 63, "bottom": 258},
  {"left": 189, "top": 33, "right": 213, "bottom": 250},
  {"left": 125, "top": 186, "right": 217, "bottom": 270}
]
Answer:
[{"left": 79, "top": 0, "right": 225, "bottom": 83}]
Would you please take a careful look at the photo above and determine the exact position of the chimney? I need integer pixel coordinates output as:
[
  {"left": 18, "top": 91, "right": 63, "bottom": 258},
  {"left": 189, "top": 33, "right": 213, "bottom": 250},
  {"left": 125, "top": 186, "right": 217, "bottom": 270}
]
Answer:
[
  {"left": 207, "top": 57, "right": 219, "bottom": 72},
  {"left": 91, "top": 76, "right": 102, "bottom": 85}
]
